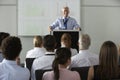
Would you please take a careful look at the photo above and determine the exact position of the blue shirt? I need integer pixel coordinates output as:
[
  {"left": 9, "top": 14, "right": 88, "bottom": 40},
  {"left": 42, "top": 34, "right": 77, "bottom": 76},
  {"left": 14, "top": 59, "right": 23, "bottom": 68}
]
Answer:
[{"left": 50, "top": 17, "right": 80, "bottom": 30}]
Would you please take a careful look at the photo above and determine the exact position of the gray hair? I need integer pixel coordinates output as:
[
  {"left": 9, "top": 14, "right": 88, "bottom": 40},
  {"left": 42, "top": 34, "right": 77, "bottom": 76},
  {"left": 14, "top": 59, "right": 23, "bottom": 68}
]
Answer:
[{"left": 79, "top": 34, "right": 91, "bottom": 50}]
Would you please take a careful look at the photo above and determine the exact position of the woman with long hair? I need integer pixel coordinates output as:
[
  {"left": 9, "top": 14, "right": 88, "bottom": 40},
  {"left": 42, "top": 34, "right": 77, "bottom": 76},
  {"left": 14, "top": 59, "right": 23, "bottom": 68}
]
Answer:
[
  {"left": 42, "top": 48, "right": 80, "bottom": 80},
  {"left": 88, "top": 41, "right": 120, "bottom": 80}
]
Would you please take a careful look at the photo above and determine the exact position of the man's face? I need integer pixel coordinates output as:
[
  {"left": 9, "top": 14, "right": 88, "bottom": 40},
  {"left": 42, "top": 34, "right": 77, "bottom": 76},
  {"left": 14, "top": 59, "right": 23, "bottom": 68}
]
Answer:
[{"left": 62, "top": 7, "right": 69, "bottom": 17}]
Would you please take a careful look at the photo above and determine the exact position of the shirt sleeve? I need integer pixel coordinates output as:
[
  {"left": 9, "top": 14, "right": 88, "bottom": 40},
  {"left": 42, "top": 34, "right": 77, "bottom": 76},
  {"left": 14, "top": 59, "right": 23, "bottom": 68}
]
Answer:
[
  {"left": 50, "top": 18, "right": 59, "bottom": 30},
  {"left": 72, "top": 18, "right": 80, "bottom": 29}
]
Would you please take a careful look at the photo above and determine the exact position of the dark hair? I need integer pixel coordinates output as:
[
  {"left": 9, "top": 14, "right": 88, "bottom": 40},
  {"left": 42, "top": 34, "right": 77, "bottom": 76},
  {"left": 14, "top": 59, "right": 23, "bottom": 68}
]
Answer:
[
  {"left": 97, "top": 41, "right": 119, "bottom": 79},
  {"left": 1, "top": 36, "right": 22, "bottom": 60},
  {"left": 0, "top": 32, "right": 10, "bottom": 46},
  {"left": 43, "top": 35, "right": 56, "bottom": 51},
  {"left": 52, "top": 48, "right": 71, "bottom": 80},
  {"left": 61, "top": 33, "right": 71, "bottom": 48}
]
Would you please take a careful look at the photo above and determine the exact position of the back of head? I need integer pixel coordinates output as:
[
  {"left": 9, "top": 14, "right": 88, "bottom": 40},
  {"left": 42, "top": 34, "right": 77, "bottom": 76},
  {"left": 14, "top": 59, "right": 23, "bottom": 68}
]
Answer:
[
  {"left": 52, "top": 48, "right": 71, "bottom": 80},
  {"left": 79, "top": 34, "right": 91, "bottom": 50},
  {"left": 43, "top": 35, "right": 56, "bottom": 51},
  {"left": 0, "top": 32, "right": 10, "bottom": 47},
  {"left": 61, "top": 33, "right": 71, "bottom": 48},
  {"left": 33, "top": 36, "right": 42, "bottom": 47},
  {"left": 98, "top": 41, "right": 118, "bottom": 79},
  {"left": 1, "top": 36, "right": 22, "bottom": 60},
  {"left": 99, "top": 41, "right": 118, "bottom": 66}
]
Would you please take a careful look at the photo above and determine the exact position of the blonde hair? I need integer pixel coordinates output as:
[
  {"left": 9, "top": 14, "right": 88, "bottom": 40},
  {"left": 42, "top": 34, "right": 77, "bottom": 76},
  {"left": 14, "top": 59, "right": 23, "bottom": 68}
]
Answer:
[{"left": 33, "top": 36, "right": 43, "bottom": 47}]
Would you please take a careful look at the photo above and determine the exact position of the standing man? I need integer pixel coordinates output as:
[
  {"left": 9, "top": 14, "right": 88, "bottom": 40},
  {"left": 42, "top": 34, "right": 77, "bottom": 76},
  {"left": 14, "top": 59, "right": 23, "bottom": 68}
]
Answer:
[{"left": 49, "top": 6, "right": 81, "bottom": 30}]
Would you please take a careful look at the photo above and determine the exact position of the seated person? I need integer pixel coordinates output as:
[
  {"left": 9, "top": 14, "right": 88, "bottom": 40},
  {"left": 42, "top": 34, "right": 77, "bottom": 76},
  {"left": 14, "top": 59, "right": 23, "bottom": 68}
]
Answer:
[
  {"left": 0, "top": 36, "right": 30, "bottom": 80},
  {"left": 42, "top": 48, "right": 81, "bottom": 80},
  {"left": 61, "top": 33, "right": 77, "bottom": 56},
  {"left": 88, "top": 41, "right": 120, "bottom": 80},
  {"left": 31, "top": 35, "right": 56, "bottom": 80},
  {"left": 70, "top": 34, "right": 99, "bottom": 68},
  {"left": 26, "top": 36, "right": 46, "bottom": 58}
]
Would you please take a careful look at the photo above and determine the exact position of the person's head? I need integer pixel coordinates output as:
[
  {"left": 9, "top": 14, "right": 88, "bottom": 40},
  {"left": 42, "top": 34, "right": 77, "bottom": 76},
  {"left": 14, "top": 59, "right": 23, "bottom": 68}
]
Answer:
[
  {"left": 62, "top": 6, "right": 69, "bottom": 18},
  {"left": 43, "top": 35, "right": 56, "bottom": 51},
  {"left": 78, "top": 34, "right": 91, "bottom": 50},
  {"left": 1, "top": 36, "right": 22, "bottom": 60},
  {"left": 0, "top": 32, "right": 10, "bottom": 47},
  {"left": 52, "top": 48, "right": 71, "bottom": 80},
  {"left": 99, "top": 41, "right": 118, "bottom": 67},
  {"left": 33, "top": 36, "right": 43, "bottom": 47},
  {"left": 98, "top": 41, "right": 118, "bottom": 79},
  {"left": 61, "top": 33, "right": 71, "bottom": 48}
]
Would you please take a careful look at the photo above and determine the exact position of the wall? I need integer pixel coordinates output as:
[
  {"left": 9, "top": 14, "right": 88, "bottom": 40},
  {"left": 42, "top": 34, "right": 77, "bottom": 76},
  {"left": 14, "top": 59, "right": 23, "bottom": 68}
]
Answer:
[
  {"left": 81, "top": 0, "right": 120, "bottom": 54},
  {"left": 0, "top": 0, "right": 120, "bottom": 62}
]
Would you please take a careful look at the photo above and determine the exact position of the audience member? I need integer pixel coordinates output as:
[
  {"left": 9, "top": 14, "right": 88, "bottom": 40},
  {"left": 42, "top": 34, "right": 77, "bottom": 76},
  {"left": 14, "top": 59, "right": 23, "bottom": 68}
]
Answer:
[
  {"left": 88, "top": 41, "right": 120, "bottom": 80},
  {"left": 0, "top": 32, "right": 10, "bottom": 62},
  {"left": 42, "top": 48, "right": 81, "bottom": 80},
  {"left": 61, "top": 33, "right": 77, "bottom": 56},
  {"left": 31, "top": 35, "right": 56, "bottom": 80},
  {"left": 70, "top": 34, "right": 99, "bottom": 67},
  {"left": 26, "top": 36, "right": 46, "bottom": 58},
  {"left": 0, "top": 36, "right": 30, "bottom": 80}
]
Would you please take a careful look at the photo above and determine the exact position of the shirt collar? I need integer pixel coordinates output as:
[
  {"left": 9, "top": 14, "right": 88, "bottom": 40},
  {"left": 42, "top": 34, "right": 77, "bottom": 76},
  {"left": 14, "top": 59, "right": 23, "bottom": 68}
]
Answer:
[
  {"left": 79, "top": 49, "right": 89, "bottom": 54},
  {"left": 45, "top": 51, "right": 55, "bottom": 55},
  {"left": 2, "top": 59, "right": 17, "bottom": 65},
  {"left": 62, "top": 16, "right": 69, "bottom": 19}
]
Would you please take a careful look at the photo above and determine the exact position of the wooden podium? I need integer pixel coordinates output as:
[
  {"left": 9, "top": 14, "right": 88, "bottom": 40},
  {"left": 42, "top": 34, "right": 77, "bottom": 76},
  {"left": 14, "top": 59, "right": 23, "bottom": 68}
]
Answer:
[{"left": 50, "top": 30, "right": 80, "bottom": 51}]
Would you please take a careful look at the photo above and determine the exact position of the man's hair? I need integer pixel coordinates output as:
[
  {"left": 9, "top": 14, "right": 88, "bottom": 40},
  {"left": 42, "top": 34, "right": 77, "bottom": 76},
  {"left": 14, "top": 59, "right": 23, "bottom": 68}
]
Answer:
[
  {"left": 43, "top": 35, "right": 56, "bottom": 51},
  {"left": 0, "top": 32, "right": 10, "bottom": 46},
  {"left": 1, "top": 36, "right": 22, "bottom": 60},
  {"left": 79, "top": 34, "right": 91, "bottom": 49},
  {"left": 33, "top": 36, "right": 43, "bottom": 47}
]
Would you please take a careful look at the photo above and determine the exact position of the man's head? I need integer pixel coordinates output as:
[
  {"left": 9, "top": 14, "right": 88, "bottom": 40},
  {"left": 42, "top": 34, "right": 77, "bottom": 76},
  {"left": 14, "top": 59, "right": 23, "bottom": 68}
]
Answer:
[
  {"left": 1, "top": 36, "right": 22, "bottom": 60},
  {"left": 43, "top": 35, "right": 56, "bottom": 51},
  {"left": 62, "top": 6, "right": 70, "bottom": 18},
  {"left": 78, "top": 34, "right": 91, "bottom": 50},
  {"left": 33, "top": 36, "right": 43, "bottom": 47},
  {"left": 0, "top": 32, "right": 10, "bottom": 47}
]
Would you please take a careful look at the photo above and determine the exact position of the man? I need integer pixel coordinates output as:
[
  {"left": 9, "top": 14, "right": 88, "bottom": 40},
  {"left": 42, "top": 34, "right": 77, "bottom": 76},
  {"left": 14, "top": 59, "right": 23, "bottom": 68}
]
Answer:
[
  {"left": 49, "top": 6, "right": 81, "bottom": 30},
  {"left": 70, "top": 34, "right": 99, "bottom": 68},
  {"left": 0, "top": 36, "right": 30, "bottom": 80},
  {"left": 31, "top": 35, "right": 56, "bottom": 80},
  {"left": 0, "top": 32, "right": 10, "bottom": 62}
]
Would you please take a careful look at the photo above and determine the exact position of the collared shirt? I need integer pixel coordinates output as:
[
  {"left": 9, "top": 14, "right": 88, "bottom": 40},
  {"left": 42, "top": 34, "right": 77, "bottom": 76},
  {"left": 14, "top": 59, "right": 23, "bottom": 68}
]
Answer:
[
  {"left": 26, "top": 47, "right": 46, "bottom": 58},
  {"left": 43, "top": 68, "right": 80, "bottom": 80},
  {"left": 31, "top": 52, "right": 55, "bottom": 80},
  {"left": 50, "top": 17, "right": 80, "bottom": 30},
  {"left": 0, "top": 59, "right": 30, "bottom": 80},
  {"left": 70, "top": 50, "right": 99, "bottom": 68},
  {"left": 70, "top": 48, "right": 78, "bottom": 56}
]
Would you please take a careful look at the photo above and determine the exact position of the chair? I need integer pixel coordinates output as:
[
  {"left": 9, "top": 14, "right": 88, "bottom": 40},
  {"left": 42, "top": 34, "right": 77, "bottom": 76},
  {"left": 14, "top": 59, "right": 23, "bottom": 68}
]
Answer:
[
  {"left": 71, "top": 66, "right": 90, "bottom": 80},
  {"left": 25, "top": 58, "right": 35, "bottom": 71},
  {"left": 35, "top": 69, "right": 52, "bottom": 80}
]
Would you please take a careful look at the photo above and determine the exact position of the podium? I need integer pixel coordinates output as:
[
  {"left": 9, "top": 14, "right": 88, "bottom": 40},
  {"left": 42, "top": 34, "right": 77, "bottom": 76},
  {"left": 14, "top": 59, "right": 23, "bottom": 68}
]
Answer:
[{"left": 50, "top": 30, "right": 80, "bottom": 51}]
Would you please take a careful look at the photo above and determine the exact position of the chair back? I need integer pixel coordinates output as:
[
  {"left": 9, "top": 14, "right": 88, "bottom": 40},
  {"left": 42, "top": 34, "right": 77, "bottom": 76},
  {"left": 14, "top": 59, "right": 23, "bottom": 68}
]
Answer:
[
  {"left": 71, "top": 66, "right": 90, "bottom": 80},
  {"left": 26, "top": 58, "right": 35, "bottom": 71},
  {"left": 35, "top": 69, "right": 52, "bottom": 80}
]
